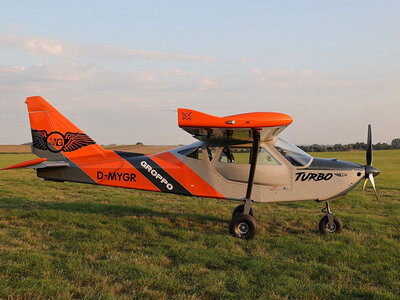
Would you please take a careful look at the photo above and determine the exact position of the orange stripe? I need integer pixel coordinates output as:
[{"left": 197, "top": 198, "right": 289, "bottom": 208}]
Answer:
[
  {"left": 70, "top": 151, "right": 161, "bottom": 191},
  {"left": 151, "top": 152, "right": 225, "bottom": 199}
]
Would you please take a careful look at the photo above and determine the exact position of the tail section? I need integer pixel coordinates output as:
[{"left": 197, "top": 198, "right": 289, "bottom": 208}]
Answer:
[{"left": 26, "top": 96, "right": 106, "bottom": 160}]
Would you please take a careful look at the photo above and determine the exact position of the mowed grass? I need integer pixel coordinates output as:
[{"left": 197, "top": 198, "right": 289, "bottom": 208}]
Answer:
[{"left": 0, "top": 151, "right": 399, "bottom": 299}]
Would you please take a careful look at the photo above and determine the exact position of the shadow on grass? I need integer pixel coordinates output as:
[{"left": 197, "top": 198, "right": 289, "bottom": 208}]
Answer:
[{"left": 0, "top": 196, "right": 226, "bottom": 224}]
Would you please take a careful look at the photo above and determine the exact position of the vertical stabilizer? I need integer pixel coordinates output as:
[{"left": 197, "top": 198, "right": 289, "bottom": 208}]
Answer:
[{"left": 26, "top": 96, "right": 106, "bottom": 160}]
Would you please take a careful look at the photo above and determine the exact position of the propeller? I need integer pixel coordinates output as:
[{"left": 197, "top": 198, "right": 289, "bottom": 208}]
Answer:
[{"left": 362, "top": 124, "right": 380, "bottom": 200}]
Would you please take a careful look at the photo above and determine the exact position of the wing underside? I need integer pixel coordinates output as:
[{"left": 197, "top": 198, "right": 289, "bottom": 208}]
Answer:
[{"left": 178, "top": 108, "right": 293, "bottom": 144}]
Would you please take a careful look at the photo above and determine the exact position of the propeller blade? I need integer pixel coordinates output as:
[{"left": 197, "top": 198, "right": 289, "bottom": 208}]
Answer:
[
  {"left": 366, "top": 124, "right": 372, "bottom": 165},
  {"left": 369, "top": 173, "right": 379, "bottom": 200},
  {"left": 362, "top": 177, "right": 369, "bottom": 195}
]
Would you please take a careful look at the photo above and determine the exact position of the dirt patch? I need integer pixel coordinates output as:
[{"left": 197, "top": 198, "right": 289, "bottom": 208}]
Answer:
[{"left": 0, "top": 145, "right": 32, "bottom": 153}]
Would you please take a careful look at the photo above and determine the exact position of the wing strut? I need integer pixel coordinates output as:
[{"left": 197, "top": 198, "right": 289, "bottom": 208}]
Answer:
[{"left": 243, "top": 129, "right": 260, "bottom": 214}]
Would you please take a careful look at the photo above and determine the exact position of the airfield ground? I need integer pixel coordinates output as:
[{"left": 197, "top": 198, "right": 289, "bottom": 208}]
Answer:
[{"left": 0, "top": 148, "right": 399, "bottom": 298}]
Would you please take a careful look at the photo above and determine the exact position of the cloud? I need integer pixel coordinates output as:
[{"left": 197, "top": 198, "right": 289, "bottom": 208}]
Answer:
[
  {"left": 301, "top": 70, "right": 313, "bottom": 77},
  {"left": 0, "top": 65, "right": 26, "bottom": 73},
  {"left": 0, "top": 34, "right": 218, "bottom": 63},
  {"left": 324, "top": 79, "right": 368, "bottom": 87},
  {"left": 0, "top": 62, "right": 99, "bottom": 84},
  {"left": 0, "top": 62, "right": 218, "bottom": 96},
  {"left": 250, "top": 68, "right": 369, "bottom": 89},
  {"left": 197, "top": 77, "right": 219, "bottom": 90},
  {"left": 0, "top": 35, "right": 64, "bottom": 56},
  {"left": 250, "top": 68, "right": 317, "bottom": 88},
  {"left": 251, "top": 68, "right": 262, "bottom": 75}
]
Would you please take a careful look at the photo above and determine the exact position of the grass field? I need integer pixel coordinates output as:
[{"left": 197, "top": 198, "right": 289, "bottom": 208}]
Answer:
[{"left": 0, "top": 150, "right": 399, "bottom": 298}]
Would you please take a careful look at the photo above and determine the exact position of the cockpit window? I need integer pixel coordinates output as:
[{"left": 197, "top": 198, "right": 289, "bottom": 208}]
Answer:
[
  {"left": 258, "top": 147, "right": 280, "bottom": 165},
  {"left": 218, "top": 146, "right": 280, "bottom": 165},
  {"left": 178, "top": 146, "right": 203, "bottom": 160},
  {"left": 274, "top": 137, "right": 312, "bottom": 167},
  {"left": 219, "top": 147, "right": 236, "bottom": 163},
  {"left": 178, "top": 145, "right": 216, "bottom": 161}
]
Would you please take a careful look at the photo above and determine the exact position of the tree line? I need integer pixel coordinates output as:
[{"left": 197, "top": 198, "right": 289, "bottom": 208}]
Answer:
[{"left": 298, "top": 138, "right": 400, "bottom": 152}]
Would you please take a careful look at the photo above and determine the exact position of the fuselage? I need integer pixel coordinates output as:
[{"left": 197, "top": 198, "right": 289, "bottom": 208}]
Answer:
[{"left": 37, "top": 138, "right": 366, "bottom": 203}]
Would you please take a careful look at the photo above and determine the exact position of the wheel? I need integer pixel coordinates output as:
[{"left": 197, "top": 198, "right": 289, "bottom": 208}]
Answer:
[
  {"left": 319, "top": 215, "right": 343, "bottom": 234},
  {"left": 232, "top": 204, "right": 254, "bottom": 218},
  {"left": 229, "top": 213, "right": 257, "bottom": 239}
]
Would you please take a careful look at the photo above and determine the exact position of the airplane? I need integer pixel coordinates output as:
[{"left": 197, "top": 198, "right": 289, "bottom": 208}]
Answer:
[{"left": 2, "top": 96, "right": 381, "bottom": 239}]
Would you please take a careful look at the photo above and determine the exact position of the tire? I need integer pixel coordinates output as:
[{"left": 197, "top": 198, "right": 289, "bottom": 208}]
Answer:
[
  {"left": 319, "top": 215, "right": 343, "bottom": 234},
  {"left": 232, "top": 204, "right": 254, "bottom": 219},
  {"left": 229, "top": 213, "right": 257, "bottom": 239}
]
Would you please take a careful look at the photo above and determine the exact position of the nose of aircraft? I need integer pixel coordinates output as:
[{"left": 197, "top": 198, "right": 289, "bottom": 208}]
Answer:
[{"left": 365, "top": 165, "right": 380, "bottom": 178}]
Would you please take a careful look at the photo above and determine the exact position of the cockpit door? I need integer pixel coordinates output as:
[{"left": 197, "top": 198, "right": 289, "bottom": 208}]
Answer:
[{"left": 214, "top": 145, "right": 291, "bottom": 187}]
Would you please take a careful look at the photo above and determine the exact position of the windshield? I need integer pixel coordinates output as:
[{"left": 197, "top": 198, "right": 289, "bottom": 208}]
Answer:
[{"left": 274, "top": 137, "right": 312, "bottom": 167}]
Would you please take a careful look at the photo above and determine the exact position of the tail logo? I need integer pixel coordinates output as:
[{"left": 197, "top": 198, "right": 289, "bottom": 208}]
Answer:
[{"left": 31, "top": 129, "right": 96, "bottom": 153}]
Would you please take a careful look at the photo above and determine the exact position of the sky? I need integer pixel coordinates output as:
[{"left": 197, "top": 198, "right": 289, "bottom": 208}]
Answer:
[{"left": 0, "top": 1, "right": 399, "bottom": 146}]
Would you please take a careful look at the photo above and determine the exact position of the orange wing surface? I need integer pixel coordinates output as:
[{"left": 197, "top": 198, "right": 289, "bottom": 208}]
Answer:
[
  {"left": 178, "top": 108, "right": 293, "bottom": 128},
  {"left": 178, "top": 108, "right": 293, "bottom": 143}
]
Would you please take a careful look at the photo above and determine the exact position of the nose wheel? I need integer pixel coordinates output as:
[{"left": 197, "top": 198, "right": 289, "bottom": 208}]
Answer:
[{"left": 319, "top": 202, "right": 343, "bottom": 234}]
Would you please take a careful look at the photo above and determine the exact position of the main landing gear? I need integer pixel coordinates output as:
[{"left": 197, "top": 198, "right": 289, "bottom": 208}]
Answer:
[
  {"left": 229, "top": 201, "right": 257, "bottom": 240},
  {"left": 229, "top": 129, "right": 260, "bottom": 240},
  {"left": 319, "top": 201, "right": 343, "bottom": 234}
]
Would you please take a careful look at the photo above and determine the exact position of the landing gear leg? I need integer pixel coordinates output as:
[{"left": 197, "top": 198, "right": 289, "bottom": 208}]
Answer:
[
  {"left": 319, "top": 202, "right": 343, "bottom": 234},
  {"left": 231, "top": 200, "right": 254, "bottom": 218},
  {"left": 229, "top": 129, "right": 260, "bottom": 240}
]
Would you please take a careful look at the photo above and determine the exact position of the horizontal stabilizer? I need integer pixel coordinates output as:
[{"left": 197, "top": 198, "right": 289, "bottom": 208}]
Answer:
[{"left": 1, "top": 158, "right": 69, "bottom": 170}]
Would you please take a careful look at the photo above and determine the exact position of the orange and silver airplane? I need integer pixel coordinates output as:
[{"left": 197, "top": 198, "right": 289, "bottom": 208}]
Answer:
[{"left": 2, "top": 96, "right": 380, "bottom": 239}]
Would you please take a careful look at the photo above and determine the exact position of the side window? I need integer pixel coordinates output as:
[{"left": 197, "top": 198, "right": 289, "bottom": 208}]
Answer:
[
  {"left": 178, "top": 146, "right": 203, "bottom": 160},
  {"left": 231, "top": 147, "right": 250, "bottom": 164},
  {"left": 219, "top": 147, "right": 237, "bottom": 163},
  {"left": 218, "top": 146, "right": 280, "bottom": 165},
  {"left": 257, "top": 148, "right": 280, "bottom": 165},
  {"left": 218, "top": 147, "right": 250, "bottom": 164}
]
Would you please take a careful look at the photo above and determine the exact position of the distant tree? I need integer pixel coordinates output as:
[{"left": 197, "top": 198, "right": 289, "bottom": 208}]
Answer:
[
  {"left": 391, "top": 138, "right": 400, "bottom": 149},
  {"left": 298, "top": 139, "right": 399, "bottom": 153},
  {"left": 333, "top": 144, "right": 343, "bottom": 151},
  {"left": 135, "top": 142, "right": 144, "bottom": 146},
  {"left": 310, "top": 144, "right": 322, "bottom": 152},
  {"left": 374, "top": 142, "right": 391, "bottom": 150}
]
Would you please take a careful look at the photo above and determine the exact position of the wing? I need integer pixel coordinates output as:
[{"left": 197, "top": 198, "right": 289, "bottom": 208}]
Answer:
[
  {"left": 31, "top": 129, "right": 48, "bottom": 150},
  {"left": 178, "top": 108, "right": 293, "bottom": 144},
  {"left": 63, "top": 132, "right": 96, "bottom": 152}
]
